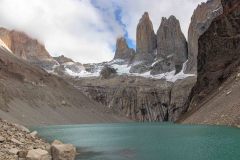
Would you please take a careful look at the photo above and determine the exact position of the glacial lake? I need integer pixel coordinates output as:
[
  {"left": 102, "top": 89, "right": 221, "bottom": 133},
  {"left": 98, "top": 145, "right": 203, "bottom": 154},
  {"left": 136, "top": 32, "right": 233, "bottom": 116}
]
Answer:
[{"left": 33, "top": 123, "right": 240, "bottom": 160}]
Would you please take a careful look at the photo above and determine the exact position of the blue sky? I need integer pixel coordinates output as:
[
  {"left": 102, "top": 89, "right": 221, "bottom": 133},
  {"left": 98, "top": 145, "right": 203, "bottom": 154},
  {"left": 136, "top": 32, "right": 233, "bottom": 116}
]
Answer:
[{"left": 0, "top": 0, "right": 205, "bottom": 63}]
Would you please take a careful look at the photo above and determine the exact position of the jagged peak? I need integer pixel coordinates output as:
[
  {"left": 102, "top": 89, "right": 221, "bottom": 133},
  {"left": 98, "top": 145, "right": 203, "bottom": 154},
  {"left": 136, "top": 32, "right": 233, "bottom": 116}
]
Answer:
[
  {"left": 158, "top": 15, "right": 181, "bottom": 32},
  {"left": 139, "top": 12, "right": 152, "bottom": 24},
  {"left": 114, "top": 36, "right": 134, "bottom": 60}
]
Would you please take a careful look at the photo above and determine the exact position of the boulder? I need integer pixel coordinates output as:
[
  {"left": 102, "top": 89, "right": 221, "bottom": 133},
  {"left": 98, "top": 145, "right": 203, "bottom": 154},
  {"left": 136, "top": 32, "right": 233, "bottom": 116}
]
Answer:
[
  {"left": 26, "top": 149, "right": 51, "bottom": 160},
  {"left": 51, "top": 141, "right": 76, "bottom": 160},
  {"left": 30, "top": 131, "right": 38, "bottom": 138},
  {"left": 100, "top": 65, "right": 117, "bottom": 79},
  {"left": 8, "top": 148, "right": 19, "bottom": 155},
  {"left": 0, "top": 136, "right": 5, "bottom": 143}
]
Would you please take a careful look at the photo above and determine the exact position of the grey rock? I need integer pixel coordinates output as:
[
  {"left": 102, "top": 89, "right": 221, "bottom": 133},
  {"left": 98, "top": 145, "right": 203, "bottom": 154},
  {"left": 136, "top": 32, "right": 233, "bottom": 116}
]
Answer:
[
  {"left": 151, "top": 57, "right": 175, "bottom": 75},
  {"left": 0, "top": 136, "right": 5, "bottom": 143},
  {"left": 129, "top": 61, "right": 152, "bottom": 74},
  {"left": 51, "top": 143, "right": 76, "bottom": 160},
  {"left": 169, "top": 77, "right": 197, "bottom": 121},
  {"left": 77, "top": 76, "right": 196, "bottom": 122},
  {"left": 100, "top": 65, "right": 117, "bottom": 79},
  {"left": 26, "top": 149, "right": 51, "bottom": 160},
  {"left": 156, "top": 15, "right": 188, "bottom": 73},
  {"left": 11, "top": 138, "right": 23, "bottom": 145},
  {"left": 8, "top": 148, "right": 19, "bottom": 155},
  {"left": 30, "top": 131, "right": 38, "bottom": 138}
]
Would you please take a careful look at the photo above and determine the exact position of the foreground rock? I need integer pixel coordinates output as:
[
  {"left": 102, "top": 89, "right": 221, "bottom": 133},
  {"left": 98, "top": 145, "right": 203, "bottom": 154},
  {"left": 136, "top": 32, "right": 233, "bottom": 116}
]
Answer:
[
  {"left": 51, "top": 140, "right": 76, "bottom": 160},
  {"left": 0, "top": 119, "right": 77, "bottom": 160},
  {"left": 0, "top": 119, "right": 50, "bottom": 160},
  {"left": 26, "top": 149, "right": 51, "bottom": 160}
]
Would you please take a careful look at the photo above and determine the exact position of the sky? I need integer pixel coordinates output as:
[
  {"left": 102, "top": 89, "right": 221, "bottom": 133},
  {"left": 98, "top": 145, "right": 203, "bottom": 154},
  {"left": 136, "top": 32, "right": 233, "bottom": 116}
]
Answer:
[{"left": 0, "top": 0, "right": 206, "bottom": 63}]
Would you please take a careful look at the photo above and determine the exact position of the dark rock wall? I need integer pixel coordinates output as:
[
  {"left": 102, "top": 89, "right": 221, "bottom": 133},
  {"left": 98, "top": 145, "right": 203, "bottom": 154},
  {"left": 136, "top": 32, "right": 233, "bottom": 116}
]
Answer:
[{"left": 188, "top": 0, "right": 240, "bottom": 109}]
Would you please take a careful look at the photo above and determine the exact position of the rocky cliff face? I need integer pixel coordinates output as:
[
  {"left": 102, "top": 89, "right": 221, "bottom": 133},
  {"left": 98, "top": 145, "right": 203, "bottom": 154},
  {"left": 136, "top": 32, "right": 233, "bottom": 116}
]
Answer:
[
  {"left": 187, "top": 0, "right": 240, "bottom": 111},
  {"left": 128, "top": 13, "right": 188, "bottom": 75},
  {"left": 114, "top": 37, "right": 135, "bottom": 61},
  {"left": 0, "top": 27, "right": 58, "bottom": 70},
  {"left": 134, "top": 12, "right": 157, "bottom": 63},
  {"left": 152, "top": 16, "right": 188, "bottom": 74},
  {"left": 73, "top": 76, "right": 196, "bottom": 122},
  {"left": 185, "top": 0, "right": 223, "bottom": 73},
  {"left": 0, "top": 27, "right": 51, "bottom": 60},
  {"left": 182, "top": 0, "right": 240, "bottom": 126}
]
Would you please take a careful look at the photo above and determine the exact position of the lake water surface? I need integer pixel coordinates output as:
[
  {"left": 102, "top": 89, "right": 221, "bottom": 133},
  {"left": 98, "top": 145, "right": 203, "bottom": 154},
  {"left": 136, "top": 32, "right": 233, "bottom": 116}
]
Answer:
[{"left": 33, "top": 123, "right": 240, "bottom": 160}]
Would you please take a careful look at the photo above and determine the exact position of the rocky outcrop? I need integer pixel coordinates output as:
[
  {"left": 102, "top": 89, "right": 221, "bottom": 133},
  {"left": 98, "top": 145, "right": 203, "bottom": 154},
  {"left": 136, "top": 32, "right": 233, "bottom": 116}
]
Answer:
[
  {"left": 0, "top": 27, "right": 51, "bottom": 60},
  {"left": 0, "top": 119, "right": 50, "bottom": 160},
  {"left": 100, "top": 65, "right": 117, "bottom": 79},
  {"left": 134, "top": 12, "right": 157, "bottom": 63},
  {"left": 128, "top": 14, "right": 187, "bottom": 75},
  {"left": 73, "top": 76, "right": 196, "bottom": 122},
  {"left": 185, "top": 0, "right": 223, "bottom": 73},
  {"left": 51, "top": 140, "right": 76, "bottom": 160},
  {"left": 26, "top": 149, "right": 51, "bottom": 160},
  {"left": 155, "top": 16, "right": 188, "bottom": 74},
  {"left": 0, "top": 119, "right": 78, "bottom": 160},
  {"left": 114, "top": 37, "right": 135, "bottom": 61},
  {"left": 0, "top": 27, "right": 58, "bottom": 70},
  {"left": 187, "top": 0, "right": 240, "bottom": 110}
]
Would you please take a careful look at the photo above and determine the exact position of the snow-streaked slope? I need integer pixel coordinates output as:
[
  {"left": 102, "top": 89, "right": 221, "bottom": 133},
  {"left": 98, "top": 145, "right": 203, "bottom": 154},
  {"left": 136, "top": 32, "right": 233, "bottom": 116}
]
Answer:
[
  {"left": 0, "top": 38, "right": 12, "bottom": 53},
  {"left": 59, "top": 58, "right": 195, "bottom": 82}
]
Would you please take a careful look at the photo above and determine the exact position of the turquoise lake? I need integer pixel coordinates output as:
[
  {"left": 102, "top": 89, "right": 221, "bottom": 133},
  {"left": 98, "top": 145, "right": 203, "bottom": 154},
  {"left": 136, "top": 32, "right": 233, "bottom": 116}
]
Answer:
[{"left": 33, "top": 123, "right": 240, "bottom": 160}]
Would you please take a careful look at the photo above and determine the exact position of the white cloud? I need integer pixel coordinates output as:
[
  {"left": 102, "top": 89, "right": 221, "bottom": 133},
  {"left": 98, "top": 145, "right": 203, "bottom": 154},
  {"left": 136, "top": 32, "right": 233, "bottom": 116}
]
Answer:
[{"left": 0, "top": 0, "right": 206, "bottom": 63}]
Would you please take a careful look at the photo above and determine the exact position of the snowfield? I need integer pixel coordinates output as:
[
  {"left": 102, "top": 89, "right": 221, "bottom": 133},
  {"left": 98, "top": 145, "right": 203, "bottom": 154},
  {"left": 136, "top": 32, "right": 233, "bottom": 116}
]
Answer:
[{"left": 63, "top": 59, "right": 195, "bottom": 82}]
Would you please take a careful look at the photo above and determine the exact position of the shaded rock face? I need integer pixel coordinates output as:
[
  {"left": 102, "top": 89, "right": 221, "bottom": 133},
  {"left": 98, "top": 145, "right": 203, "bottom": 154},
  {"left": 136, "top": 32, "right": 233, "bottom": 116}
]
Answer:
[
  {"left": 134, "top": 12, "right": 157, "bottom": 62},
  {"left": 100, "top": 65, "right": 117, "bottom": 79},
  {"left": 156, "top": 16, "right": 188, "bottom": 73},
  {"left": 114, "top": 37, "right": 135, "bottom": 61},
  {"left": 186, "top": 0, "right": 223, "bottom": 73},
  {"left": 74, "top": 76, "right": 196, "bottom": 122},
  {"left": 150, "top": 57, "right": 175, "bottom": 75},
  {"left": 188, "top": 0, "right": 240, "bottom": 109},
  {"left": 0, "top": 27, "right": 51, "bottom": 61}
]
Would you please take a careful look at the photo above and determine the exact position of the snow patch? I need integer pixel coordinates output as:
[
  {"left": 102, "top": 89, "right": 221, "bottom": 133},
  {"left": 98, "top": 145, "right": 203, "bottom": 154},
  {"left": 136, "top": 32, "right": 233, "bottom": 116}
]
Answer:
[
  {"left": 0, "top": 38, "right": 12, "bottom": 53},
  {"left": 65, "top": 68, "right": 100, "bottom": 77},
  {"left": 61, "top": 59, "right": 195, "bottom": 82}
]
